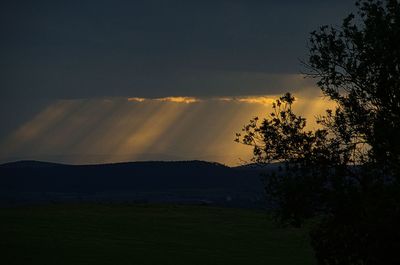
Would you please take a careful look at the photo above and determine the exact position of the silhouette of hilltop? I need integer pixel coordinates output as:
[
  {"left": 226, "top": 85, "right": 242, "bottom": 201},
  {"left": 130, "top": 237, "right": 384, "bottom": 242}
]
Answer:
[{"left": 0, "top": 160, "right": 273, "bottom": 208}]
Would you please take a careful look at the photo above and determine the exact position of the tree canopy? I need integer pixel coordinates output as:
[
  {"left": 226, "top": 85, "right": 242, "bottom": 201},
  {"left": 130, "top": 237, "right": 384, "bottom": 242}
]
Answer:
[{"left": 236, "top": 1, "right": 400, "bottom": 264}]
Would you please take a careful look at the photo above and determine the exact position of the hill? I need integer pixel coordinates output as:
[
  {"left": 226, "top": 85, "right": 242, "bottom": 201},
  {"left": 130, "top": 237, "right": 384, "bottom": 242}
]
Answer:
[{"left": 0, "top": 160, "right": 273, "bottom": 208}]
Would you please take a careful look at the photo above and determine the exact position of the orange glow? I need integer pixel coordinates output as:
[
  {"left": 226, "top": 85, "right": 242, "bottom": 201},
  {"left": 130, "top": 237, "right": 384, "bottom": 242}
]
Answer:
[
  {"left": 127, "top": 97, "right": 146, "bottom": 102},
  {"left": 128, "top": 96, "right": 200, "bottom": 104},
  {"left": 236, "top": 96, "right": 276, "bottom": 105},
  {"left": 0, "top": 93, "right": 336, "bottom": 166},
  {"left": 155, "top": 97, "right": 200, "bottom": 103},
  {"left": 213, "top": 96, "right": 278, "bottom": 106},
  {"left": 113, "top": 101, "right": 189, "bottom": 159}
]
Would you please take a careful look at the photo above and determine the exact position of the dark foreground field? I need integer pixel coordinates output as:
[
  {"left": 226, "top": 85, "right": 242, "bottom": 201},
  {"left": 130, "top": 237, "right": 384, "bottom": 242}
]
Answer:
[{"left": 1, "top": 204, "right": 315, "bottom": 265}]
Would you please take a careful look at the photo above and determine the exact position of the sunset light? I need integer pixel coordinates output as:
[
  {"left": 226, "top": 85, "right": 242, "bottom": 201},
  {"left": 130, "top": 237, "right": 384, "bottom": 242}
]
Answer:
[
  {"left": 2, "top": 1, "right": 397, "bottom": 263},
  {"left": 0, "top": 93, "right": 333, "bottom": 166}
]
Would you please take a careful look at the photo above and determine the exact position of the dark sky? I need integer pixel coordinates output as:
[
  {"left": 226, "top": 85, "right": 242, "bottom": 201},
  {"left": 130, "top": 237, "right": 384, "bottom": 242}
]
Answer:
[
  {"left": 0, "top": 0, "right": 356, "bottom": 164},
  {"left": 1, "top": 0, "right": 355, "bottom": 99}
]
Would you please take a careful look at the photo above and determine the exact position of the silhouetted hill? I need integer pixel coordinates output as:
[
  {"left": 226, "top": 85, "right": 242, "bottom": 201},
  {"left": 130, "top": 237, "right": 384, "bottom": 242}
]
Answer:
[
  {"left": 0, "top": 160, "right": 270, "bottom": 208},
  {"left": 233, "top": 162, "right": 284, "bottom": 171},
  {"left": 0, "top": 160, "right": 65, "bottom": 168}
]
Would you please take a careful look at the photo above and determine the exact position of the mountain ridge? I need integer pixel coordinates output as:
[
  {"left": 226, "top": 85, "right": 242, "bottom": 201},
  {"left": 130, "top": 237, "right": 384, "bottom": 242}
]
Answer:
[{"left": 0, "top": 160, "right": 273, "bottom": 208}]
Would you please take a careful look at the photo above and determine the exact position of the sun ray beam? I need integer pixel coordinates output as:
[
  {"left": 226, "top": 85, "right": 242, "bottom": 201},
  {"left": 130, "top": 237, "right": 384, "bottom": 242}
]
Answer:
[{"left": 0, "top": 94, "right": 334, "bottom": 165}]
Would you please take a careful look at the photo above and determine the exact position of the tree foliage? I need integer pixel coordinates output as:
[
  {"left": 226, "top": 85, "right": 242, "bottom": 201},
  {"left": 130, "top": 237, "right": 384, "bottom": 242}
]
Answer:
[{"left": 236, "top": 1, "right": 400, "bottom": 264}]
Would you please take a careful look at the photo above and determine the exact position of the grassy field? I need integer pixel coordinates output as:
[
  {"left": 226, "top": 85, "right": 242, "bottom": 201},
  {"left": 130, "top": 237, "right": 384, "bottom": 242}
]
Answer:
[{"left": 1, "top": 204, "right": 316, "bottom": 265}]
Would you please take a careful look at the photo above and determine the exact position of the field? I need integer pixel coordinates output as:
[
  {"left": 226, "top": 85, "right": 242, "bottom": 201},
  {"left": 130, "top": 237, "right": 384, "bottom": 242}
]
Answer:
[{"left": 1, "top": 204, "right": 316, "bottom": 265}]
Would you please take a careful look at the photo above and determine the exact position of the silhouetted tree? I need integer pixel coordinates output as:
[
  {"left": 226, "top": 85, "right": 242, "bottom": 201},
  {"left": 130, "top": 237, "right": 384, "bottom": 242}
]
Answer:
[{"left": 236, "top": 1, "right": 400, "bottom": 264}]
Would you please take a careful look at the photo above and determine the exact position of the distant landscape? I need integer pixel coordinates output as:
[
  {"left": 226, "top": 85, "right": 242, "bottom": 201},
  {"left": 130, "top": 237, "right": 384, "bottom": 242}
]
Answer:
[
  {"left": 0, "top": 160, "right": 272, "bottom": 208},
  {"left": 0, "top": 160, "right": 316, "bottom": 265}
]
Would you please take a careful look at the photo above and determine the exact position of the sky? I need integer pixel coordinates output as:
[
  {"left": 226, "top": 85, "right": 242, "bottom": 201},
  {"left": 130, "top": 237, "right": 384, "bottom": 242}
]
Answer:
[{"left": 0, "top": 0, "right": 355, "bottom": 165}]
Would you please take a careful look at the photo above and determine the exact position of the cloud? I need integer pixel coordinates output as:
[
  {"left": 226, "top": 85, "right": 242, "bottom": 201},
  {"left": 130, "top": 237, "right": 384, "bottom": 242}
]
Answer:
[
  {"left": 127, "top": 95, "right": 277, "bottom": 105},
  {"left": 127, "top": 97, "right": 146, "bottom": 102},
  {"left": 127, "top": 96, "right": 200, "bottom": 104},
  {"left": 154, "top": 97, "right": 200, "bottom": 104},
  {"left": 218, "top": 96, "right": 276, "bottom": 105}
]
